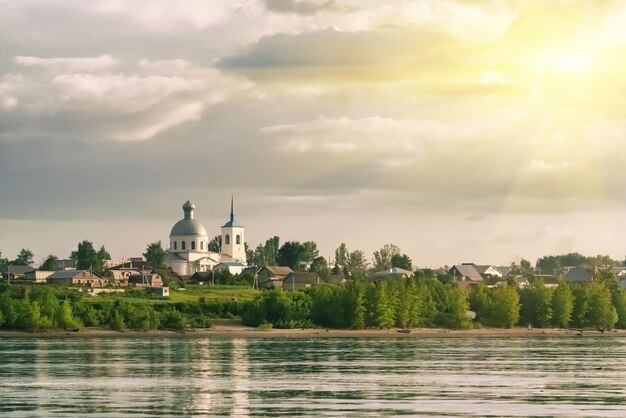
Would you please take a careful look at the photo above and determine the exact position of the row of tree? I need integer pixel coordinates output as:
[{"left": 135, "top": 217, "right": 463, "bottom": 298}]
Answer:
[{"left": 242, "top": 273, "right": 626, "bottom": 331}]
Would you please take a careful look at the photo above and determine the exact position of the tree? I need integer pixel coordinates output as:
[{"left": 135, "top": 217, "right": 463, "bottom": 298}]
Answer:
[
  {"left": 12, "top": 248, "right": 34, "bottom": 266},
  {"left": 40, "top": 255, "right": 58, "bottom": 271},
  {"left": 551, "top": 281, "right": 574, "bottom": 328},
  {"left": 489, "top": 285, "right": 520, "bottom": 328},
  {"left": 520, "top": 279, "right": 553, "bottom": 327},
  {"left": 468, "top": 283, "right": 490, "bottom": 321},
  {"left": 520, "top": 258, "right": 532, "bottom": 274},
  {"left": 251, "top": 236, "right": 280, "bottom": 267},
  {"left": 208, "top": 235, "right": 221, "bottom": 252},
  {"left": 309, "top": 256, "right": 331, "bottom": 281},
  {"left": 95, "top": 246, "right": 111, "bottom": 273},
  {"left": 571, "top": 286, "right": 589, "bottom": 328},
  {"left": 391, "top": 254, "right": 412, "bottom": 270},
  {"left": 71, "top": 241, "right": 110, "bottom": 273},
  {"left": 143, "top": 241, "right": 166, "bottom": 267},
  {"left": 335, "top": 243, "right": 348, "bottom": 266},
  {"left": 301, "top": 241, "right": 319, "bottom": 265},
  {"left": 372, "top": 243, "right": 401, "bottom": 271},
  {"left": 612, "top": 290, "right": 626, "bottom": 329},
  {"left": 345, "top": 250, "right": 368, "bottom": 276},
  {"left": 0, "top": 252, "right": 8, "bottom": 275},
  {"left": 586, "top": 281, "right": 618, "bottom": 330},
  {"left": 277, "top": 241, "right": 309, "bottom": 271}
]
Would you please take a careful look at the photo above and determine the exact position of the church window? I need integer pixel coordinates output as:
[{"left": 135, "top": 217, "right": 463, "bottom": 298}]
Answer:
[
  {"left": 173, "top": 241, "right": 177, "bottom": 250},
  {"left": 191, "top": 241, "right": 196, "bottom": 250},
  {"left": 225, "top": 234, "right": 230, "bottom": 245},
  {"left": 200, "top": 241, "right": 203, "bottom": 250},
  {"left": 182, "top": 241, "right": 186, "bottom": 250},
  {"left": 236, "top": 235, "right": 241, "bottom": 245}
]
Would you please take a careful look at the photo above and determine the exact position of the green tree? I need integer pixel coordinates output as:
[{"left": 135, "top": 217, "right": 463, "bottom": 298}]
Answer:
[
  {"left": 12, "top": 248, "right": 34, "bottom": 266},
  {"left": 391, "top": 254, "right": 413, "bottom": 270},
  {"left": 95, "top": 246, "right": 111, "bottom": 273},
  {"left": 468, "top": 283, "right": 490, "bottom": 321},
  {"left": 571, "top": 286, "right": 589, "bottom": 328},
  {"left": 520, "top": 258, "right": 532, "bottom": 274},
  {"left": 208, "top": 235, "right": 221, "bottom": 252},
  {"left": 586, "top": 281, "right": 618, "bottom": 330},
  {"left": 40, "top": 255, "right": 58, "bottom": 271},
  {"left": 251, "top": 236, "right": 280, "bottom": 267},
  {"left": 520, "top": 280, "right": 553, "bottom": 327},
  {"left": 345, "top": 250, "right": 368, "bottom": 276},
  {"left": 71, "top": 240, "right": 98, "bottom": 270},
  {"left": 301, "top": 241, "right": 319, "bottom": 265},
  {"left": 551, "top": 281, "right": 574, "bottom": 328},
  {"left": 277, "top": 241, "right": 308, "bottom": 271},
  {"left": 143, "top": 241, "right": 166, "bottom": 267},
  {"left": 56, "top": 299, "right": 81, "bottom": 330},
  {"left": 488, "top": 285, "right": 520, "bottom": 328},
  {"left": 612, "top": 290, "right": 626, "bottom": 329},
  {"left": 372, "top": 243, "right": 401, "bottom": 271},
  {"left": 0, "top": 252, "right": 8, "bottom": 276},
  {"left": 309, "top": 256, "right": 331, "bottom": 281},
  {"left": 335, "top": 243, "right": 349, "bottom": 266}
]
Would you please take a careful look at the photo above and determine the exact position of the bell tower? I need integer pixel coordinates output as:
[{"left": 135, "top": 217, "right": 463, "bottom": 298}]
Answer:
[{"left": 220, "top": 195, "right": 246, "bottom": 263}]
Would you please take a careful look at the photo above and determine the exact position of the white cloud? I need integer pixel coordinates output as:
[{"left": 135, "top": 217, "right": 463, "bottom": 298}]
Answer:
[
  {"left": 51, "top": 73, "right": 198, "bottom": 112},
  {"left": 15, "top": 55, "right": 119, "bottom": 72},
  {"left": 137, "top": 59, "right": 192, "bottom": 70}
]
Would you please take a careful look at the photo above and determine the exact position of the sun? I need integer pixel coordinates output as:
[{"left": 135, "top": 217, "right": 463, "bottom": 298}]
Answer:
[{"left": 534, "top": 51, "right": 592, "bottom": 73}]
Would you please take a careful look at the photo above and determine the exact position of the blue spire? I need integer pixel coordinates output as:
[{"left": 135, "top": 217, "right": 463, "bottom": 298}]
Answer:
[
  {"left": 222, "top": 193, "right": 242, "bottom": 228},
  {"left": 230, "top": 194, "right": 234, "bottom": 223}
]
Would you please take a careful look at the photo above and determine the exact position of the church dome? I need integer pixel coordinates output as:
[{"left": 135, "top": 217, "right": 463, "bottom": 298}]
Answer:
[
  {"left": 170, "top": 219, "right": 207, "bottom": 237},
  {"left": 169, "top": 200, "right": 208, "bottom": 237}
]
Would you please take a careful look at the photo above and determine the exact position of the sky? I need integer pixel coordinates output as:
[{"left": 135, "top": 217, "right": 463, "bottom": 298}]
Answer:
[{"left": 1, "top": 0, "right": 626, "bottom": 268}]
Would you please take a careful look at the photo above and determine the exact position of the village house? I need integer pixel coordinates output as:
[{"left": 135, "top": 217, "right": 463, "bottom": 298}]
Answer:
[
  {"left": 128, "top": 273, "right": 163, "bottom": 288},
  {"left": 371, "top": 267, "right": 413, "bottom": 281},
  {"left": 24, "top": 270, "right": 55, "bottom": 284},
  {"left": 328, "top": 273, "right": 348, "bottom": 285},
  {"left": 565, "top": 267, "right": 597, "bottom": 284},
  {"left": 4, "top": 265, "right": 35, "bottom": 282},
  {"left": 474, "top": 265, "right": 503, "bottom": 278},
  {"left": 214, "top": 261, "right": 247, "bottom": 275},
  {"left": 283, "top": 272, "right": 319, "bottom": 291},
  {"left": 257, "top": 266, "right": 293, "bottom": 289},
  {"left": 103, "top": 268, "right": 142, "bottom": 287},
  {"left": 449, "top": 264, "right": 483, "bottom": 282},
  {"left": 47, "top": 270, "right": 108, "bottom": 287}
]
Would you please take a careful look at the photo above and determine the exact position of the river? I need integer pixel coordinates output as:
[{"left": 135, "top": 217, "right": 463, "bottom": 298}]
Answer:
[{"left": 0, "top": 336, "right": 625, "bottom": 417}]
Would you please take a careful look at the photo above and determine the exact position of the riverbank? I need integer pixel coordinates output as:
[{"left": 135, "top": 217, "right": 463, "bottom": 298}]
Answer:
[{"left": 1, "top": 321, "right": 624, "bottom": 338}]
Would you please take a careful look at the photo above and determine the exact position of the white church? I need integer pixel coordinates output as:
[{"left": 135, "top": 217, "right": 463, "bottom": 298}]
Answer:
[{"left": 165, "top": 197, "right": 247, "bottom": 276}]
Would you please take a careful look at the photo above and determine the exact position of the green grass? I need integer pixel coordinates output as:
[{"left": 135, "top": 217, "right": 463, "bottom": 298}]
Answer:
[{"left": 86, "top": 284, "right": 260, "bottom": 305}]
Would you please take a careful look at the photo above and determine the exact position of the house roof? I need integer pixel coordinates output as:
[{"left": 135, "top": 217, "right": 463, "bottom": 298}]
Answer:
[
  {"left": 284, "top": 272, "right": 319, "bottom": 284},
  {"left": 261, "top": 266, "right": 294, "bottom": 276},
  {"left": 328, "top": 274, "right": 347, "bottom": 284},
  {"left": 48, "top": 270, "right": 102, "bottom": 279},
  {"left": 496, "top": 266, "right": 512, "bottom": 276},
  {"left": 565, "top": 267, "right": 594, "bottom": 283},
  {"left": 450, "top": 264, "right": 483, "bottom": 281},
  {"left": 371, "top": 267, "right": 413, "bottom": 278},
  {"left": 216, "top": 261, "right": 247, "bottom": 267},
  {"left": 474, "top": 265, "right": 493, "bottom": 275},
  {"left": 7, "top": 265, "right": 35, "bottom": 275}
]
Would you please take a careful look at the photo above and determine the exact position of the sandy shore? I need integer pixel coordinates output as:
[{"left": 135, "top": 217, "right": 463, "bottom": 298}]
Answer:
[{"left": 1, "top": 321, "right": 624, "bottom": 339}]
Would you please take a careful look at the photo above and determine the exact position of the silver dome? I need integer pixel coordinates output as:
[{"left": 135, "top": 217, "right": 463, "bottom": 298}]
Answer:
[{"left": 170, "top": 218, "right": 208, "bottom": 237}]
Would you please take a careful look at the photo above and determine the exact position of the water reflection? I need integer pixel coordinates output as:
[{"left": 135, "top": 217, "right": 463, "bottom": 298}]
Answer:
[{"left": 1, "top": 336, "right": 626, "bottom": 417}]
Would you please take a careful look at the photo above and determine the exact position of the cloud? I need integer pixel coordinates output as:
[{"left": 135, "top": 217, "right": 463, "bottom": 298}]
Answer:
[
  {"left": 137, "top": 59, "right": 192, "bottom": 70},
  {"left": 15, "top": 55, "right": 119, "bottom": 72},
  {"left": 116, "top": 101, "right": 204, "bottom": 140}
]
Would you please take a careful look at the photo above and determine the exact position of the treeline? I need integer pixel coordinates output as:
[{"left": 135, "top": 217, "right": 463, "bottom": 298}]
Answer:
[
  {"left": 0, "top": 285, "right": 244, "bottom": 332},
  {"left": 242, "top": 274, "right": 626, "bottom": 331},
  {"left": 243, "top": 276, "right": 471, "bottom": 330}
]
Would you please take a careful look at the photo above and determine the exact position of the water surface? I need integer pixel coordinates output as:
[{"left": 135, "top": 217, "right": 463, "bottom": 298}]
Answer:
[{"left": 1, "top": 336, "right": 625, "bottom": 417}]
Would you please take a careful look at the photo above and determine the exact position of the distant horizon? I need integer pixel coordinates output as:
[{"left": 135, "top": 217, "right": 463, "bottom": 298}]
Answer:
[{"left": 2, "top": 1, "right": 626, "bottom": 268}]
